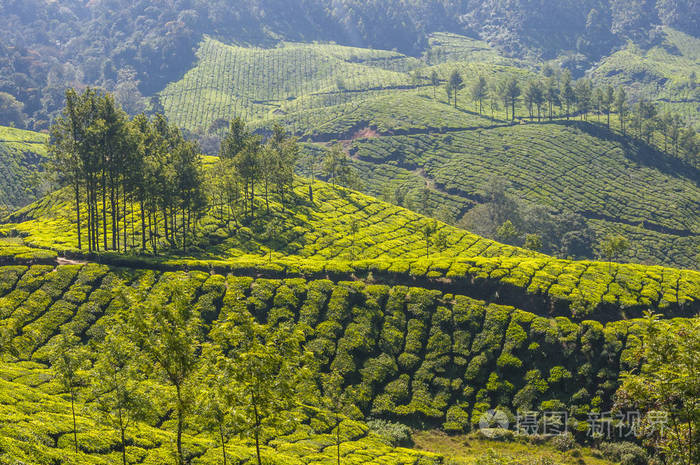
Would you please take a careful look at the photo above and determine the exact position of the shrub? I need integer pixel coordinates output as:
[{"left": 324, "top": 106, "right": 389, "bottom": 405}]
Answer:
[
  {"left": 366, "top": 419, "right": 412, "bottom": 447},
  {"left": 552, "top": 431, "right": 576, "bottom": 451},
  {"left": 599, "top": 442, "right": 648, "bottom": 465}
]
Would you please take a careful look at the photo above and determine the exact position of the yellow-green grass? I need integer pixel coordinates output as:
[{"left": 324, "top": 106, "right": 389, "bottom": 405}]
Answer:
[{"left": 412, "top": 431, "right": 614, "bottom": 465}]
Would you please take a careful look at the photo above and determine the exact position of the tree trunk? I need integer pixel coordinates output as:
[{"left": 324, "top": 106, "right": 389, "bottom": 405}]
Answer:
[
  {"left": 336, "top": 418, "right": 341, "bottom": 465},
  {"left": 219, "top": 424, "right": 227, "bottom": 465},
  {"left": 123, "top": 184, "right": 128, "bottom": 253},
  {"left": 253, "top": 398, "right": 262, "bottom": 465},
  {"left": 111, "top": 182, "right": 117, "bottom": 251},
  {"left": 119, "top": 409, "right": 127, "bottom": 465},
  {"left": 102, "top": 174, "right": 108, "bottom": 250},
  {"left": 70, "top": 387, "right": 78, "bottom": 454},
  {"left": 182, "top": 206, "right": 187, "bottom": 253},
  {"left": 74, "top": 182, "right": 82, "bottom": 251},
  {"left": 176, "top": 384, "right": 184, "bottom": 465},
  {"left": 140, "top": 198, "right": 146, "bottom": 251}
]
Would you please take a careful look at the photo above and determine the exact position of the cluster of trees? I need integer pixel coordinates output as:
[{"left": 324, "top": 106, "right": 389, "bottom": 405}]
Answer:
[
  {"left": 39, "top": 278, "right": 314, "bottom": 465},
  {"left": 432, "top": 67, "right": 698, "bottom": 164},
  {"left": 50, "top": 88, "right": 206, "bottom": 255},
  {"left": 458, "top": 180, "right": 597, "bottom": 259},
  {"left": 51, "top": 88, "right": 360, "bottom": 257},
  {"left": 210, "top": 117, "right": 299, "bottom": 223},
  {"left": 616, "top": 313, "right": 700, "bottom": 465}
]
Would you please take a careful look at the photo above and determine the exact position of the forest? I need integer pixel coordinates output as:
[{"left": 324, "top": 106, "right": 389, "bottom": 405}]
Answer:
[{"left": 1, "top": 0, "right": 698, "bottom": 130}]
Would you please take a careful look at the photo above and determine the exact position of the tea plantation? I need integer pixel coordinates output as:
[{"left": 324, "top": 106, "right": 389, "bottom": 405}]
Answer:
[
  {"left": 1, "top": 180, "right": 698, "bottom": 321},
  {"left": 0, "top": 261, "right": 681, "bottom": 464},
  {"left": 0, "top": 173, "right": 698, "bottom": 463},
  {"left": 0, "top": 126, "right": 48, "bottom": 211},
  {"left": 152, "top": 28, "right": 699, "bottom": 270},
  {"left": 331, "top": 121, "right": 700, "bottom": 268}
]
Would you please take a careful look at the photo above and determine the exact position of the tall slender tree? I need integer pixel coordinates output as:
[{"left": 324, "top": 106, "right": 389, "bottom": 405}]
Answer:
[
  {"left": 448, "top": 69, "right": 465, "bottom": 108},
  {"left": 130, "top": 279, "right": 203, "bottom": 465},
  {"left": 470, "top": 76, "right": 488, "bottom": 115},
  {"left": 615, "top": 87, "right": 629, "bottom": 135}
]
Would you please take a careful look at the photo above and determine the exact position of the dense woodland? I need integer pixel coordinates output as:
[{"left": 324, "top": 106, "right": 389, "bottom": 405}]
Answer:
[{"left": 1, "top": 0, "right": 698, "bottom": 130}]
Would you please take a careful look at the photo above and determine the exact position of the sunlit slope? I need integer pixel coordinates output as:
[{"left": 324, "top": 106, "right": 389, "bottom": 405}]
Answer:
[
  {"left": 0, "top": 264, "right": 688, "bottom": 446},
  {"left": 0, "top": 126, "right": 47, "bottom": 210},
  {"left": 0, "top": 358, "right": 438, "bottom": 464},
  {"left": 312, "top": 121, "right": 700, "bottom": 269},
  {"left": 160, "top": 37, "right": 423, "bottom": 132},
  {"left": 1, "top": 180, "right": 698, "bottom": 320}
]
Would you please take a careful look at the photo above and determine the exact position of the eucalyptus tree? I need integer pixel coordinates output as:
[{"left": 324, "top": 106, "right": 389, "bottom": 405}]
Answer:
[
  {"left": 574, "top": 79, "right": 593, "bottom": 120},
  {"left": 323, "top": 143, "right": 355, "bottom": 187},
  {"left": 504, "top": 77, "right": 521, "bottom": 121},
  {"left": 430, "top": 70, "right": 439, "bottom": 99},
  {"left": 615, "top": 87, "right": 629, "bottom": 135},
  {"left": 603, "top": 85, "right": 614, "bottom": 127},
  {"left": 448, "top": 69, "right": 465, "bottom": 108},
  {"left": 130, "top": 278, "right": 203, "bottom": 465},
  {"left": 209, "top": 308, "right": 313, "bottom": 465},
  {"left": 50, "top": 332, "right": 88, "bottom": 455},
  {"left": 561, "top": 72, "right": 576, "bottom": 119},
  {"left": 89, "top": 323, "right": 150, "bottom": 465},
  {"left": 544, "top": 77, "right": 560, "bottom": 120},
  {"left": 524, "top": 80, "right": 544, "bottom": 120},
  {"left": 470, "top": 76, "right": 488, "bottom": 114}
]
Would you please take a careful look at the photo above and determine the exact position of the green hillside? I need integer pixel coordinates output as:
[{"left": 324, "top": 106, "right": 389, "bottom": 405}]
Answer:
[
  {"left": 0, "top": 356, "right": 440, "bottom": 464},
  {"left": 160, "top": 38, "right": 421, "bottom": 133},
  {"left": 0, "top": 126, "right": 47, "bottom": 212},
  {"left": 0, "top": 172, "right": 696, "bottom": 463},
  {"left": 2, "top": 179, "right": 698, "bottom": 321},
  {"left": 324, "top": 120, "right": 700, "bottom": 269},
  {"left": 0, "top": 262, "right": 672, "bottom": 464},
  {"left": 588, "top": 27, "right": 699, "bottom": 124},
  {"left": 156, "top": 35, "right": 699, "bottom": 270}
]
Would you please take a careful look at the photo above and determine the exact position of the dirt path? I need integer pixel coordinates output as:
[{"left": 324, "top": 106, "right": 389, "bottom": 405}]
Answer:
[{"left": 57, "top": 257, "right": 88, "bottom": 266}]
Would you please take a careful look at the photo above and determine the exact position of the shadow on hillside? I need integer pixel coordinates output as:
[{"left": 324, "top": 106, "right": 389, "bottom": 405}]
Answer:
[{"left": 546, "top": 120, "right": 700, "bottom": 185}]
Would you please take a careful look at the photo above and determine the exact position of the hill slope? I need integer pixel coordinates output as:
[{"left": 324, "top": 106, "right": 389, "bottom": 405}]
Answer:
[
  {"left": 2, "top": 180, "right": 698, "bottom": 321},
  {"left": 0, "top": 126, "right": 47, "bottom": 212},
  {"left": 156, "top": 35, "right": 698, "bottom": 270},
  {"left": 0, "top": 178, "right": 697, "bottom": 463}
]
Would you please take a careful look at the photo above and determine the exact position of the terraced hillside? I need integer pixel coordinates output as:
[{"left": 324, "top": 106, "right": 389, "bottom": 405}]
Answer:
[
  {"left": 157, "top": 32, "right": 699, "bottom": 270},
  {"left": 0, "top": 126, "right": 48, "bottom": 211},
  {"left": 0, "top": 265, "right": 660, "bottom": 440},
  {"left": 331, "top": 120, "right": 700, "bottom": 269},
  {"left": 0, "top": 175, "right": 697, "bottom": 463},
  {"left": 2, "top": 180, "right": 698, "bottom": 321},
  {"left": 0, "top": 346, "right": 440, "bottom": 463},
  {"left": 160, "top": 37, "right": 422, "bottom": 133},
  {"left": 588, "top": 27, "right": 700, "bottom": 125}
]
